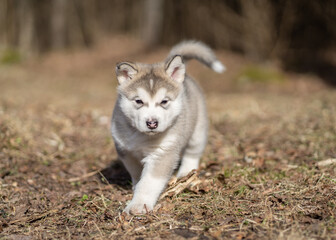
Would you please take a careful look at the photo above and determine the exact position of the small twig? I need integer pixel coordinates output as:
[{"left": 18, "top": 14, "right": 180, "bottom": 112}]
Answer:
[
  {"left": 144, "top": 204, "right": 149, "bottom": 214},
  {"left": 316, "top": 173, "right": 324, "bottom": 184},
  {"left": 239, "top": 218, "right": 259, "bottom": 231},
  {"left": 209, "top": 224, "right": 237, "bottom": 233},
  {"left": 68, "top": 170, "right": 100, "bottom": 182},
  {"left": 134, "top": 226, "right": 146, "bottom": 232},
  {"left": 101, "top": 194, "right": 107, "bottom": 209},
  {"left": 97, "top": 171, "right": 116, "bottom": 192},
  {"left": 93, "top": 221, "right": 104, "bottom": 239},
  {"left": 9, "top": 204, "right": 64, "bottom": 225},
  {"left": 160, "top": 171, "right": 198, "bottom": 199},
  {"left": 66, "top": 226, "right": 71, "bottom": 240}
]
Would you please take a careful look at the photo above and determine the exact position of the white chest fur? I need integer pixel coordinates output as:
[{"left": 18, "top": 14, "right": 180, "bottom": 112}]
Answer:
[{"left": 111, "top": 120, "right": 178, "bottom": 161}]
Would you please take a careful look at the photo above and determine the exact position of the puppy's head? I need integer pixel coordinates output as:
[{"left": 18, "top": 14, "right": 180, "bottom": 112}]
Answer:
[{"left": 115, "top": 55, "right": 185, "bottom": 135}]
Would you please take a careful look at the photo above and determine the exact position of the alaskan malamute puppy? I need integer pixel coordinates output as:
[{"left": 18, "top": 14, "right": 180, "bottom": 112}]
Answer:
[{"left": 111, "top": 41, "right": 225, "bottom": 214}]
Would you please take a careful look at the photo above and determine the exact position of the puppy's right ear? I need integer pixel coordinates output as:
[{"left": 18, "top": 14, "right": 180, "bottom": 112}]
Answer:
[
  {"left": 165, "top": 55, "right": 185, "bottom": 83},
  {"left": 116, "top": 62, "right": 138, "bottom": 84}
]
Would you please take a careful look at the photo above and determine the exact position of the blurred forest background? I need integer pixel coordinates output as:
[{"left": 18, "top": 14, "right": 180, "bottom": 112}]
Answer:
[{"left": 0, "top": 0, "right": 335, "bottom": 85}]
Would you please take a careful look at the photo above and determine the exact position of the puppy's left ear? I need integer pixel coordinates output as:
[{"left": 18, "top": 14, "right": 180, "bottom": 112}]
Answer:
[
  {"left": 165, "top": 55, "right": 185, "bottom": 83},
  {"left": 116, "top": 62, "right": 138, "bottom": 84}
]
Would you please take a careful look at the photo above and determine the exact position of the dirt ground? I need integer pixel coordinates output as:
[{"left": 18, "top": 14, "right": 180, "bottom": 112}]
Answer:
[{"left": 0, "top": 36, "right": 335, "bottom": 239}]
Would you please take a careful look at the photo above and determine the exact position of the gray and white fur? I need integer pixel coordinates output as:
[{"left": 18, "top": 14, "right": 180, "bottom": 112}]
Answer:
[{"left": 111, "top": 40, "right": 225, "bottom": 214}]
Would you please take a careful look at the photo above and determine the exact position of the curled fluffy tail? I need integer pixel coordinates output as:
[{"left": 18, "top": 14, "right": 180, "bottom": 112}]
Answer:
[{"left": 167, "top": 40, "right": 225, "bottom": 73}]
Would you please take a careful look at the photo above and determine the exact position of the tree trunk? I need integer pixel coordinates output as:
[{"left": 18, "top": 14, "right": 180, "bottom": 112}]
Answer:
[
  {"left": 240, "top": 0, "right": 275, "bottom": 60},
  {"left": 73, "top": 0, "right": 93, "bottom": 47},
  {"left": 142, "top": 0, "right": 164, "bottom": 48},
  {"left": 18, "top": 0, "right": 34, "bottom": 55},
  {"left": 51, "top": 0, "right": 67, "bottom": 50}
]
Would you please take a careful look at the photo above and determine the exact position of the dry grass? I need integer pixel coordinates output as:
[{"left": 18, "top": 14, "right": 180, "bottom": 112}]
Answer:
[{"left": 0, "top": 36, "right": 335, "bottom": 239}]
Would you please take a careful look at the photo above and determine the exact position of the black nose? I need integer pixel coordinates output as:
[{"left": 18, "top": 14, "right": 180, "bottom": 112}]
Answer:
[{"left": 146, "top": 119, "right": 158, "bottom": 130}]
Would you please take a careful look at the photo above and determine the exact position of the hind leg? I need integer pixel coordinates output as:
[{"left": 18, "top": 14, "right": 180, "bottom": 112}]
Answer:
[
  {"left": 176, "top": 125, "right": 207, "bottom": 178},
  {"left": 176, "top": 153, "right": 201, "bottom": 178},
  {"left": 120, "top": 155, "right": 142, "bottom": 189}
]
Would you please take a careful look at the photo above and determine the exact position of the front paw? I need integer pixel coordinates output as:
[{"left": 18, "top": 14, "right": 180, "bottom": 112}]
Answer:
[{"left": 124, "top": 201, "right": 154, "bottom": 215}]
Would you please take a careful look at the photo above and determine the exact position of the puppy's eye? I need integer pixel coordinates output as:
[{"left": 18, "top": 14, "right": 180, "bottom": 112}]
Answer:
[
  {"left": 135, "top": 99, "right": 143, "bottom": 105},
  {"left": 160, "top": 99, "right": 169, "bottom": 105}
]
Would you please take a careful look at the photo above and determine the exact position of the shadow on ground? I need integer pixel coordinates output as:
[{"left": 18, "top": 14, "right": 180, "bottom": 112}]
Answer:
[{"left": 99, "top": 160, "right": 132, "bottom": 189}]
